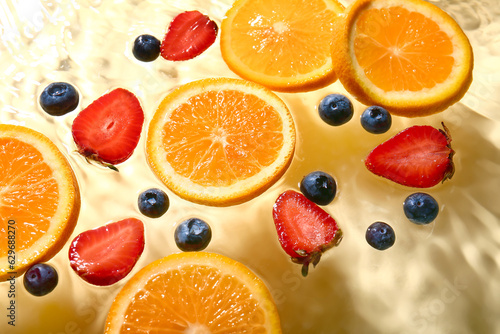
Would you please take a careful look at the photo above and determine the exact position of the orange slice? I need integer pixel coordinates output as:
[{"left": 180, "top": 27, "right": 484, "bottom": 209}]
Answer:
[
  {"left": 332, "top": 0, "right": 473, "bottom": 117},
  {"left": 220, "top": 0, "right": 345, "bottom": 92},
  {"left": 104, "top": 252, "right": 282, "bottom": 333},
  {"left": 146, "top": 78, "right": 296, "bottom": 206},
  {"left": 0, "top": 124, "right": 80, "bottom": 281}
]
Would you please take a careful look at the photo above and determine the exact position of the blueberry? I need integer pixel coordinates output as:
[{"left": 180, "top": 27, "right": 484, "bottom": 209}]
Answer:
[
  {"left": 403, "top": 192, "right": 439, "bottom": 225},
  {"left": 132, "top": 34, "right": 161, "bottom": 62},
  {"left": 366, "top": 222, "right": 395, "bottom": 250},
  {"left": 360, "top": 106, "right": 392, "bottom": 134},
  {"left": 175, "top": 218, "right": 212, "bottom": 252},
  {"left": 138, "top": 188, "right": 169, "bottom": 218},
  {"left": 318, "top": 94, "right": 354, "bottom": 126},
  {"left": 23, "top": 263, "right": 58, "bottom": 296},
  {"left": 39, "top": 82, "right": 79, "bottom": 116},
  {"left": 300, "top": 171, "right": 337, "bottom": 205}
]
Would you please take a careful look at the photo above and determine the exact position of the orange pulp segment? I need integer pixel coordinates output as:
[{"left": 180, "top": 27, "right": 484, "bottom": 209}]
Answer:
[
  {"left": 0, "top": 124, "right": 80, "bottom": 280},
  {"left": 332, "top": 0, "right": 473, "bottom": 116},
  {"left": 104, "top": 252, "right": 282, "bottom": 333},
  {"left": 146, "top": 78, "right": 296, "bottom": 206},
  {"left": 221, "top": 0, "right": 345, "bottom": 92}
]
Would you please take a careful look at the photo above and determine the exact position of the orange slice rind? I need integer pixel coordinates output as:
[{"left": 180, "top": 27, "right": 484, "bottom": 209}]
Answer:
[
  {"left": 0, "top": 124, "right": 80, "bottom": 280},
  {"left": 146, "top": 77, "right": 296, "bottom": 206},
  {"left": 332, "top": 0, "right": 473, "bottom": 116},
  {"left": 221, "top": 0, "right": 345, "bottom": 92},
  {"left": 104, "top": 252, "right": 282, "bottom": 333}
]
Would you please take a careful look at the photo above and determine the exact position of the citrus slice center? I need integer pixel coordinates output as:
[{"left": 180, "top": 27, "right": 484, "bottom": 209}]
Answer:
[
  {"left": 184, "top": 323, "right": 211, "bottom": 334},
  {"left": 228, "top": 0, "right": 337, "bottom": 76},
  {"left": 354, "top": 5, "right": 455, "bottom": 92},
  {"left": 162, "top": 89, "right": 284, "bottom": 187}
]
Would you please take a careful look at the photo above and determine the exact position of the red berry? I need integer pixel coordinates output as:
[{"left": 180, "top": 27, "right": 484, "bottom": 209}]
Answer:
[
  {"left": 160, "top": 10, "right": 218, "bottom": 61},
  {"left": 68, "top": 218, "right": 145, "bottom": 286},
  {"left": 72, "top": 88, "right": 144, "bottom": 167},
  {"left": 272, "top": 190, "right": 342, "bottom": 276},
  {"left": 365, "top": 124, "right": 455, "bottom": 188}
]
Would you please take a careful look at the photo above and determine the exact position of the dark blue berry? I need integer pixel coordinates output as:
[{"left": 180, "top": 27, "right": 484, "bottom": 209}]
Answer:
[
  {"left": 23, "top": 263, "right": 58, "bottom": 296},
  {"left": 132, "top": 34, "right": 161, "bottom": 62},
  {"left": 318, "top": 94, "right": 354, "bottom": 126},
  {"left": 366, "top": 222, "right": 395, "bottom": 250},
  {"left": 39, "top": 82, "right": 79, "bottom": 116},
  {"left": 403, "top": 192, "right": 439, "bottom": 225},
  {"left": 138, "top": 188, "right": 169, "bottom": 218},
  {"left": 299, "top": 171, "right": 337, "bottom": 205},
  {"left": 360, "top": 106, "right": 392, "bottom": 134},
  {"left": 175, "top": 218, "right": 212, "bottom": 252}
]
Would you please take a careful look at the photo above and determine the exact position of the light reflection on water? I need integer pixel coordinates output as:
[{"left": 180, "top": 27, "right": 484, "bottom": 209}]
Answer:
[{"left": 0, "top": 1, "right": 499, "bottom": 333}]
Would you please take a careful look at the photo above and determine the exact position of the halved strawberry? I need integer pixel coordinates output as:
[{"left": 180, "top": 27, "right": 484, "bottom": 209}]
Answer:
[
  {"left": 72, "top": 88, "right": 144, "bottom": 167},
  {"left": 160, "top": 10, "right": 218, "bottom": 61},
  {"left": 365, "top": 123, "right": 455, "bottom": 188},
  {"left": 68, "top": 218, "right": 145, "bottom": 286},
  {"left": 272, "top": 190, "right": 342, "bottom": 277}
]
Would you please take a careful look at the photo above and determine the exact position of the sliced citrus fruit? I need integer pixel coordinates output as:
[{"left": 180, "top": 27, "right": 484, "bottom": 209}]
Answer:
[
  {"left": 220, "top": 0, "right": 345, "bottom": 92},
  {"left": 0, "top": 124, "right": 80, "bottom": 281},
  {"left": 332, "top": 0, "right": 473, "bottom": 117},
  {"left": 146, "top": 77, "right": 296, "bottom": 206},
  {"left": 104, "top": 252, "right": 282, "bottom": 333}
]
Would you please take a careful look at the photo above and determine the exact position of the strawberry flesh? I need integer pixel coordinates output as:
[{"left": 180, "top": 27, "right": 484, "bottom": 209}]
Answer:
[
  {"left": 72, "top": 88, "right": 144, "bottom": 166},
  {"left": 365, "top": 124, "right": 455, "bottom": 188},
  {"left": 160, "top": 10, "right": 218, "bottom": 61},
  {"left": 273, "top": 190, "right": 342, "bottom": 276},
  {"left": 68, "top": 218, "right": 145, "bottom": 286}
]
